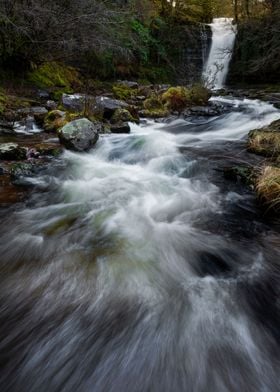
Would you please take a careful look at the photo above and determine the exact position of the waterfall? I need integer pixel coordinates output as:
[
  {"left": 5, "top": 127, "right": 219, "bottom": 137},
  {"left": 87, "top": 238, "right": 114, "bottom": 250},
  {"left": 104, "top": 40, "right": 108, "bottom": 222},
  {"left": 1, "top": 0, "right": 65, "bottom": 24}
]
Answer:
[{"left": 203, "top": 18, "right": 237, "bottom": 90}]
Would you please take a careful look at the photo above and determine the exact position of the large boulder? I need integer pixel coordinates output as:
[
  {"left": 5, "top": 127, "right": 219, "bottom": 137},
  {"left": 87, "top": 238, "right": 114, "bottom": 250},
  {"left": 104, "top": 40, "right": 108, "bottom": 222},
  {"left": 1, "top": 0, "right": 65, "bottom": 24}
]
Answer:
[
  {"left": 0, "top": 143, "right": 27, "bottom": 160},
  {"left": 58, "top": 118, "right": 101, "bottom": 151}
]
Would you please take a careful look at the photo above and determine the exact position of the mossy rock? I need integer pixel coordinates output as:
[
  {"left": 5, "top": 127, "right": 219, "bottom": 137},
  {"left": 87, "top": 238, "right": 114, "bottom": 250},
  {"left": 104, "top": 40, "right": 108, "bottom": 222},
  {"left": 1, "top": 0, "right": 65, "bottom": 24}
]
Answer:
[
  {"left": 43, "top": 110, "right": 68, "bottom": 132},
  {"left": 112, "top": 85, "right": 134, "bottom": 100},
  {"left": 28, "top": 61, "right": 81, "bottom": 92},
  {"left": 189, "top": 84, "right": 211, "bottom": 105},
  {"left": 143, "top": 95, "right": 163, "bottom": 111},
  {"left": 111, "top": 108, "right": 137, "bottom": 124},
  {"left": 161, "top": 87, "right": 190, "bottom": 111},
  {"left": 10, "top": 163, "right": 33, "bottom": 180},
  {"left": 140, "top": 108, "right": 169, "bottom": 119},
  {"left": 223, "top": 165, "right": 255, "bottom": 185}
]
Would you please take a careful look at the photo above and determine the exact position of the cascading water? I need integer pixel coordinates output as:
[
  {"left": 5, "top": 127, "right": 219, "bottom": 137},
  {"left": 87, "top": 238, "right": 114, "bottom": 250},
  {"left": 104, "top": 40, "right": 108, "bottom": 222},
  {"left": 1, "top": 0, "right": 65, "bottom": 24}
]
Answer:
[
  {"left": 1, "top": 94, "right": 280, "bottom": 391},
  {"left": 203, "top": 18, "right": 237, "bottom": 89}
]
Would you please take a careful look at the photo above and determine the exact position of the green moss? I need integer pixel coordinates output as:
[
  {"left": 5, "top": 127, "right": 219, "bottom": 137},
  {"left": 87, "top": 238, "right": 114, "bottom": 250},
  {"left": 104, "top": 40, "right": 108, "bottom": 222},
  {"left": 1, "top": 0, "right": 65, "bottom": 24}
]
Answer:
[
  {"left": 142, "top": 94, "right": 169, "bottom": 117},
  {"left": 189, "top": 84, "right": 211, "bottom": 105},
  {"left": 112, "top": 85, "right": 134, "bottom": 100},
  {"left": 111, "top": 108, "right": 137, "bottom": 124},
  {"left": 44, "top": 110, "right": 68, "bottom": 132},
  {"left": 161, "top": 87, "right": 190, "bottom": 111},
  {"left": 28, "top": 62, "right": 81, "bottom": 93},
  {"left": 143, "top": 95, "right": 163, "bottom": 110},
  {"left": 141, "top": 108, "right": 169, "bottom": 118}
]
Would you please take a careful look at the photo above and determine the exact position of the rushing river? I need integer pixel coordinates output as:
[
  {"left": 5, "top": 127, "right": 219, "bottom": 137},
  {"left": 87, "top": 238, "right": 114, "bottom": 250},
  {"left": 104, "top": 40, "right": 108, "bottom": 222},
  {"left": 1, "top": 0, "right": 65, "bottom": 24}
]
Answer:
[{"left": 0, "top": 96, "right": 280, "bottom": 392}]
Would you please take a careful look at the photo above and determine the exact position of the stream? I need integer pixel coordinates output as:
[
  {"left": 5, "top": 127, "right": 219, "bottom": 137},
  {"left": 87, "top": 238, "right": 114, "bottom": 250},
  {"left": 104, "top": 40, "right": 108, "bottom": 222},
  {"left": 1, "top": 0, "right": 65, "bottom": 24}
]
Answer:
[{"left": 0, "top": 96, "right": 280, "bottom": 391}]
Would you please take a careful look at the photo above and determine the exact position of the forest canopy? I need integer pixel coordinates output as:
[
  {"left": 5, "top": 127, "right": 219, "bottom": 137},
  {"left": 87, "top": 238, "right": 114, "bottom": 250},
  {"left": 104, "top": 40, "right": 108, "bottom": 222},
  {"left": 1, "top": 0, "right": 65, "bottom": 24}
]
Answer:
[{"left": 0, "top": 0, "right": 279, "bottom": 83}]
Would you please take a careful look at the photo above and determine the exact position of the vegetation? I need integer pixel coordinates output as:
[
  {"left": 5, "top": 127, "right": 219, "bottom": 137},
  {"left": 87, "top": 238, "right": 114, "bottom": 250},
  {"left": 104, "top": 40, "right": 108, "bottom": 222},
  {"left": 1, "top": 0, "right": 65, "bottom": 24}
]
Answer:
[{"left": 256, "top": 166, "right": 280, "bottom": 213}]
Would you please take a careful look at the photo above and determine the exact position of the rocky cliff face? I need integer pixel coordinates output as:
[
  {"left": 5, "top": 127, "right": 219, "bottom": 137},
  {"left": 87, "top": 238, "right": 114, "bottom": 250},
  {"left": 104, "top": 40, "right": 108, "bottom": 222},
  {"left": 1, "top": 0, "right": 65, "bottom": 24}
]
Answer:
[{"left": 173, "top": 24, "right": 212, "bottom": 85}]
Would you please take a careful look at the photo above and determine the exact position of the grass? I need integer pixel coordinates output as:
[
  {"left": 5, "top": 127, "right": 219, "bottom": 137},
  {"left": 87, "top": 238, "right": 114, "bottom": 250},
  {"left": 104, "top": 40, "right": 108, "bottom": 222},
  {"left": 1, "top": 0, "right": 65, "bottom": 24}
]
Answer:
[
  {"left": 256, "top": 166, "right": 280, "bottom": 212},
  {"left": 248, "top": 129, "right": 280, "bottom": 157}
]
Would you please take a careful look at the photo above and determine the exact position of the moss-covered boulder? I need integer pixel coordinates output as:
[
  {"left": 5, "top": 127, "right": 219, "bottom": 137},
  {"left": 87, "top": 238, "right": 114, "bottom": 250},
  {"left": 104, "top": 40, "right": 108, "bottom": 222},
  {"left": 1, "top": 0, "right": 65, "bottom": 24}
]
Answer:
[
  {"left": 111, "top": 108, "right": 137, "bottom": 124},
  {"left": 248, "top": 120, "right": 280, "bottom": 157},
  {"left": 161, "top": 87, "right": 190, "bottom": 111},
  {"left": 142, "top": 95, "right": 169, "bottom": 118},
  {"left": 43, "top": 110, "right": 68, "bottom": 132},
  {"left": 0, "top": 143, "right": 27, "bottom": 161},
  {"left": 58, "top": 118, "right": 101, "bottom": 151},
  {"left": 189, "top": 84, "right": 211, "bottom": 105}
]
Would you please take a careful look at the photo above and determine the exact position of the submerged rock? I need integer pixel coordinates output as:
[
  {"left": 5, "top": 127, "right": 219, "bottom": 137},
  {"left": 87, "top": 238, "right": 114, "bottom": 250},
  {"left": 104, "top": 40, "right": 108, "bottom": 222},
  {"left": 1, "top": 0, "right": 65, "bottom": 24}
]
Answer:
[
  {"left": 58, "top": 118, "right": 101, "bottom": 151},
  {"left": 0, "top": 143, "right": 26, "bottom": 160}
]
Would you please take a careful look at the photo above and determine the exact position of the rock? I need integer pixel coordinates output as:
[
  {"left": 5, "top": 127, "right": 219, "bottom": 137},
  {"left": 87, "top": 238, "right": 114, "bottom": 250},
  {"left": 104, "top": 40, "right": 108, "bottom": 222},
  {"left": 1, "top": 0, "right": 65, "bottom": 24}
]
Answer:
[
  {"left": 46, "top": 100, "right": 58, "bottom": 110},
  {"left": 37, "top": 90, "right": 50, "bottom": 99},
  {"left": 33, "top": 108, "right": 48, "bottom": 124},
  {"left": 10, "top": 163, "right": 34, "bottom": 181},
  {"left": 117, "top": 80, "right": 138, "bottom": 89},
  {"left": 136, "top": 96, "right": 146, "bottom": 101},
  {"left": 223, "top": 165, "right": 254, "bottom": 185},
  {"left": 95, "top": 97, "right": 129, "bottom": 120},
  {"left": 44, "top": 110, "right": 67, "bottom": 132},
  {"left": 17, "top": 106, "right": 48, "bottom": 125},
  {"left": 62, "top": 94, "right": 87, "bottom": 112},
  {"left": 0, "top": 120, "right": 14, "bottom": 134},
  {"left": 34, "top": 143, "right": 62, "bottom": 157},
  {"left": 58, "top": 118, "right": 101, "bottom": 151},
  {"left": 111, "top": 108, "right": 137, "bottom": 124},
  {"left": 110, "top": 122, "right": 131, "bottom": 134},
  {"left": 0, "top": 143, "right": 27, "bottom": 160}
]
